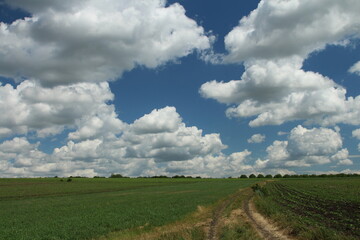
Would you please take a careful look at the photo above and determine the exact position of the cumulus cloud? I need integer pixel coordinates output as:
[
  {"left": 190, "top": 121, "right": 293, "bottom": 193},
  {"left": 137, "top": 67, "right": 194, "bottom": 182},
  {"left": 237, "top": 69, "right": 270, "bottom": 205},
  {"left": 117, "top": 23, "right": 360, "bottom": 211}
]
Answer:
[
  {"left": 0, "top": 137, "right": 46, "bottom": 175},
  {"left": 201, "top": 0, "right": 360, "bottom": 127},
  {"left": 353, "top": 129, "right": 360, "bottom": 152},
  {"left": 248, "top": 134, "right": 265, "bottom": 143},
  {"left": 122, "top": 107, "right": 226, "bottom": 162},
  {"left": 200, "top": 59, "right": 350, "bottom": 126},
  {"left": 224, "top": 0, "right": 360, "bottom": 63},
  {"left": 1, "top": 107, "right": 255, "bottom": 177},
  {"left": 0, "top": 0, "right": 210, "bottom": 86},
  {"left": 259, "top": 125, "right": 349, "bottom": 168},
  {"left": 349, "top": 61, "right": 360, "bottom": 75},
  {"left": 164, "top": 150, "right": 254, "bottom": 177},
  {"left": 0, "top": 80, "right": 123, "bottom": 137},
  {"left": 352, "top": 129, "right": 360, "bottom": 139},
  {"left": 131, "top": 107, "right": 182, "bottom": 135}
]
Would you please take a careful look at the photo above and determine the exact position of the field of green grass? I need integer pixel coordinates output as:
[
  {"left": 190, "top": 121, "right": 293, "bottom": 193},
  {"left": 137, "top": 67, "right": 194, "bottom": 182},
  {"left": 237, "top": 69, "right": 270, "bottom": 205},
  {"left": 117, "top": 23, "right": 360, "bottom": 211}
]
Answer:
[
  {"left": 0, "top": 177, "right": 259, "bottom": 240},
  {"left": 254, "top": 177, "right": 360, "bottom": 240}
]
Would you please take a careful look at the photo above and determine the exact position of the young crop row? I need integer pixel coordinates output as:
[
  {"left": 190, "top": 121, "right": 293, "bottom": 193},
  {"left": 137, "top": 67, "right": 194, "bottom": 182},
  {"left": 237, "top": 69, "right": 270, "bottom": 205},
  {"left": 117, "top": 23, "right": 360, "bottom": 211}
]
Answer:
[{"left": 257, "top": 179, "right": 360, "bottom": 239}]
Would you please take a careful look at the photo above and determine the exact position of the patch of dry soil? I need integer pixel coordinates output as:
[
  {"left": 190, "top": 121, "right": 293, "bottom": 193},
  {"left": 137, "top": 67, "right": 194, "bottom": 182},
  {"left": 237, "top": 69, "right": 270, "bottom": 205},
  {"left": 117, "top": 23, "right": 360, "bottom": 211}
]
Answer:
[{"left": 243, "top": 196, "right": 293, "bottom": 240}]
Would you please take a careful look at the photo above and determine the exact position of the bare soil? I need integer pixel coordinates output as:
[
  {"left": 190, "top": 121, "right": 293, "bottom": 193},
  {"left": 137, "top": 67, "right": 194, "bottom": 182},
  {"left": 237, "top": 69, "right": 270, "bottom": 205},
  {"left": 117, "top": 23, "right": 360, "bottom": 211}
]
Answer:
[{"left": 243, "top": 194, "right": 293, "bottom": 240}]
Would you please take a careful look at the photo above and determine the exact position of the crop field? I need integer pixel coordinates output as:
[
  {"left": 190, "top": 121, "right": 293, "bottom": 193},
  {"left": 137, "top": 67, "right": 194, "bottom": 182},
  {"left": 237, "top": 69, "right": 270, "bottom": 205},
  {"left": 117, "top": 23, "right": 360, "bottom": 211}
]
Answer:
[
  {"left": 254, "top": 177, "right": 360, "bottom": 240},
  {"left": 0, "top": 177, "right": 259, "bottom": 240}
]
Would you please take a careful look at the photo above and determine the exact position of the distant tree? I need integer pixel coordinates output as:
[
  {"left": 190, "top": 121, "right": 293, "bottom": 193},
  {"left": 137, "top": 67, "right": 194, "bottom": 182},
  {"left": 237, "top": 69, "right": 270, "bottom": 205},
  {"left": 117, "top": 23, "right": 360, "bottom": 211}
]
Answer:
[
  {"left": 172, "top": 175, "right": 185, "bottom": 178},
  {"left": 257, "top": 174, "right": 265, "bottom": 178},
  {"left": 336, "top": 173, "right": 346, "bottom": 177},
  {"left": 249, "top": 174, "right": 256, "bottom": 178},
  {"left": 195, "top": 176, "right": 202, "bottom": 179},
  {"left": 265, "top": 174, "right": 272, "bottom": 178},
  {"left": 151, "top": 175, "right": 168, "bottom": 178},
  {"left": 283, "top": 174, "right": 291, "bottom": 178},
  {"left": 109, "top": 173, "right": 124, "bottom": 178},
  {"left": 274, "top": 174, "right": 282, "bottom": 178},
  {"left": 240, "top": 174, "right": 248, "bottom": 178}
]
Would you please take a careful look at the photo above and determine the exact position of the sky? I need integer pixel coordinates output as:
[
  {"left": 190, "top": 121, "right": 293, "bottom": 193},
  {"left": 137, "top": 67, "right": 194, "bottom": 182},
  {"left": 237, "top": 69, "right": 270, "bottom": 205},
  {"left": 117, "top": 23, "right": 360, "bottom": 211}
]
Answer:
[{"left": 0, "top": 0, "right": 360, "bottom": 178}]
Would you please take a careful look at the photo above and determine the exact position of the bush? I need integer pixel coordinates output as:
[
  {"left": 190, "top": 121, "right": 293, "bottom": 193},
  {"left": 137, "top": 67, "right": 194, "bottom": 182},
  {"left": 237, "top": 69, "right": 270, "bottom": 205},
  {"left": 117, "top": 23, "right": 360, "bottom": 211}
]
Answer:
[
  {"left": 172, "top": 175, "right": 186, "bottom": 178},
  {"left": 109, "top": 174, "right": 125, "bottom": 178}
]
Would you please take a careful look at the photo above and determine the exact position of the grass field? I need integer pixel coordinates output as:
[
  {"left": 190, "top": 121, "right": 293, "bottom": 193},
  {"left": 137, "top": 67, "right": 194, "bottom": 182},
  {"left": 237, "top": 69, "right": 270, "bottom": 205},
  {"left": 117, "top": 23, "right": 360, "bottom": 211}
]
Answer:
[
  {"left": 0, "top": 177, "right": 259, "bottom": 240},
  {"left": 254, "top": 177, "right": 360, "bottom": 240}
]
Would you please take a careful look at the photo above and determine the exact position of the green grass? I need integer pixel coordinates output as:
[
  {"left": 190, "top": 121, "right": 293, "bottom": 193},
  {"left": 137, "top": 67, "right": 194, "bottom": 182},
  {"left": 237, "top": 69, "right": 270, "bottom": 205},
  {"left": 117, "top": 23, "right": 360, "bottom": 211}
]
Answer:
[
  {"left": 0, "top": 178, "right": 258, "bottom": 240},
  {"left": 254, "top": 177, "right": 360, "bottom": 240}
]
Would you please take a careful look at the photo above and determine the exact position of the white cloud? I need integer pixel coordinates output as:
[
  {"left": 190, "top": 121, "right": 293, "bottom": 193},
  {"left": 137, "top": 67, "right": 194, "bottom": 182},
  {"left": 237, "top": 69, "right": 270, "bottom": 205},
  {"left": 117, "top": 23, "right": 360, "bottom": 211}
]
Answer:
[
  {"left": 164, "top": 150, "right": 254, "bottom": 177},
  {"left": 53, "top": 139, "right": 103, "bottom": 161},
  {"left": 123, "top": 107, "right": 226, "bottom": 162},
  {"left": 260, "top": 125, "right": 348, "bottom": 168},
  {"left": 201, "top": 59, "right": 349, "bottom": 127},
  {"left": 0, "top": 137, "right": 47, "bottom": 173},
  {"left": 201, "top": 0, "right": 360, "bottom": 128},
  {"left": 248, "top": 134, "right": 265, "bottom": 143},
  {"left": 131, "top": 107, "right": 182, "bottom": 135},
  {"left": 287, "top": 125, "right": 342, "bottom": 157},
  {"left": 337, "top": 159, "right": 353, "bottom": 166},
  {"left": 0, "top": 80, "right": 123, "bottom": 137},
  {"left": 224, "top": 0, "right": 360, "bottom": 63},
  {"left": 1, "top": 107, "right": 250, "bottom": 177},
  {"left": 349, "top": 61, "right": 360, "bottom": 75},
  {"left": 352, "top": 129, "right": 360, "bottom": 139},
  {"left": 0, "top": 0, "right": 210, "bottom": 86}
]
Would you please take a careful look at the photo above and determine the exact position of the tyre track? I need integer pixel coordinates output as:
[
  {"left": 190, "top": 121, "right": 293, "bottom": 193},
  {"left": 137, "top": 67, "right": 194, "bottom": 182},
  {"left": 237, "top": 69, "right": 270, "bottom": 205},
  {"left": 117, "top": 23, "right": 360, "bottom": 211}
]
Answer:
[{"left": 243, "top": 194, "right": 292, "bottom": 240}]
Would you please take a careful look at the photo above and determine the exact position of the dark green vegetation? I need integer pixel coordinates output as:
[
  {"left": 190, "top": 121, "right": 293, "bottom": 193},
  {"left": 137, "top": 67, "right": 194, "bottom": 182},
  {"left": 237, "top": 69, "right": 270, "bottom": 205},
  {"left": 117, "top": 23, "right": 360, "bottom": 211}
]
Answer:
[
  {"left": 254, "top": 178, "right": 360, "bottom": 240},
  {"left": 0, "top": 178, "right": 259, "bottom": 240}
]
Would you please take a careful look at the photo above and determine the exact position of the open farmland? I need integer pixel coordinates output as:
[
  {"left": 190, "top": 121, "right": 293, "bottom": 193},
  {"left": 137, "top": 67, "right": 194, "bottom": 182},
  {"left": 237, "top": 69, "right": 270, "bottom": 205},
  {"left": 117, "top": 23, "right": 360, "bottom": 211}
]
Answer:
[
  {"left": 0, "top": 177, "right": 259, "bottom": 240},
  {"left": 254, "top": 177, "right": 360, "bottom": 240}
]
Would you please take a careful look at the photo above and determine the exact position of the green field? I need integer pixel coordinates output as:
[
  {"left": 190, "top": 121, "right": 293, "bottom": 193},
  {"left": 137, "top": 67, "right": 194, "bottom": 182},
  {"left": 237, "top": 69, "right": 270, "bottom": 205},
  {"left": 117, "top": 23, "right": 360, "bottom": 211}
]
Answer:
[
  {"left": 0, "top": 178, "right": 258, "bottom": 240},
  {"left": 254, "top": 177, "right": 360, "bottom": 240}
]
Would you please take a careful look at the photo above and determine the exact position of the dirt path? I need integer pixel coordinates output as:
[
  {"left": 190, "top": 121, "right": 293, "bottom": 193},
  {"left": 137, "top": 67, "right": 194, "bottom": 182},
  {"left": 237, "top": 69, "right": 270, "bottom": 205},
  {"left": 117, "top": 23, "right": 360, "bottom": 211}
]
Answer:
[
  {"left": 243, "top": 195, "right": 292, "bottom": 240},
  {"left": 207, "top": 191, "right": 242, "bottom": 240}
]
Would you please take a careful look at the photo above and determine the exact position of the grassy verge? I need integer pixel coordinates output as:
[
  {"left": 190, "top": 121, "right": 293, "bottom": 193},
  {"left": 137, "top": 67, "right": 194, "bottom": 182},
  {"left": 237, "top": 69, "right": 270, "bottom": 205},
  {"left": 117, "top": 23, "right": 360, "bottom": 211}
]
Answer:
[
  {"left": 253, "top": 178, "right": 360, "bottom": 240},
  {"left": 218, "top": 188, "right": 262, "bottom": 240}
]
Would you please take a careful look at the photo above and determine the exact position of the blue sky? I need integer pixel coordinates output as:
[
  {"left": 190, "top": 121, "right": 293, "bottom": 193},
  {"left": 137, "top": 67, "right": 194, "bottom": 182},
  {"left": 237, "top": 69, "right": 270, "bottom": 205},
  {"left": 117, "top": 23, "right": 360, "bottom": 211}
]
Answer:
[{"left": 0, "top": 0, "right": 360, "bottom": 177}]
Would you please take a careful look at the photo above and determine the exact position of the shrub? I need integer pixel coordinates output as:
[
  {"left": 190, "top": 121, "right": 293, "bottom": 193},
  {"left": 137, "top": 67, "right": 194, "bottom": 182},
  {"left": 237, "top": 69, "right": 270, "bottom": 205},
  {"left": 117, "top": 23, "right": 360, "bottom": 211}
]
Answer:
[{"left": 110, "top": 174, "right": 125, "bottom": 178}]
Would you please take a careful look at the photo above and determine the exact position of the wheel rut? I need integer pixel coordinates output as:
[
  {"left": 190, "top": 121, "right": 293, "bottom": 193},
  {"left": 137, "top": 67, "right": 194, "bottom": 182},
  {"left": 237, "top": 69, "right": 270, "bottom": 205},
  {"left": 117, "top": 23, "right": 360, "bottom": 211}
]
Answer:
[{"left": 243, "top": 194, "right": 293, "bottom": 240}]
